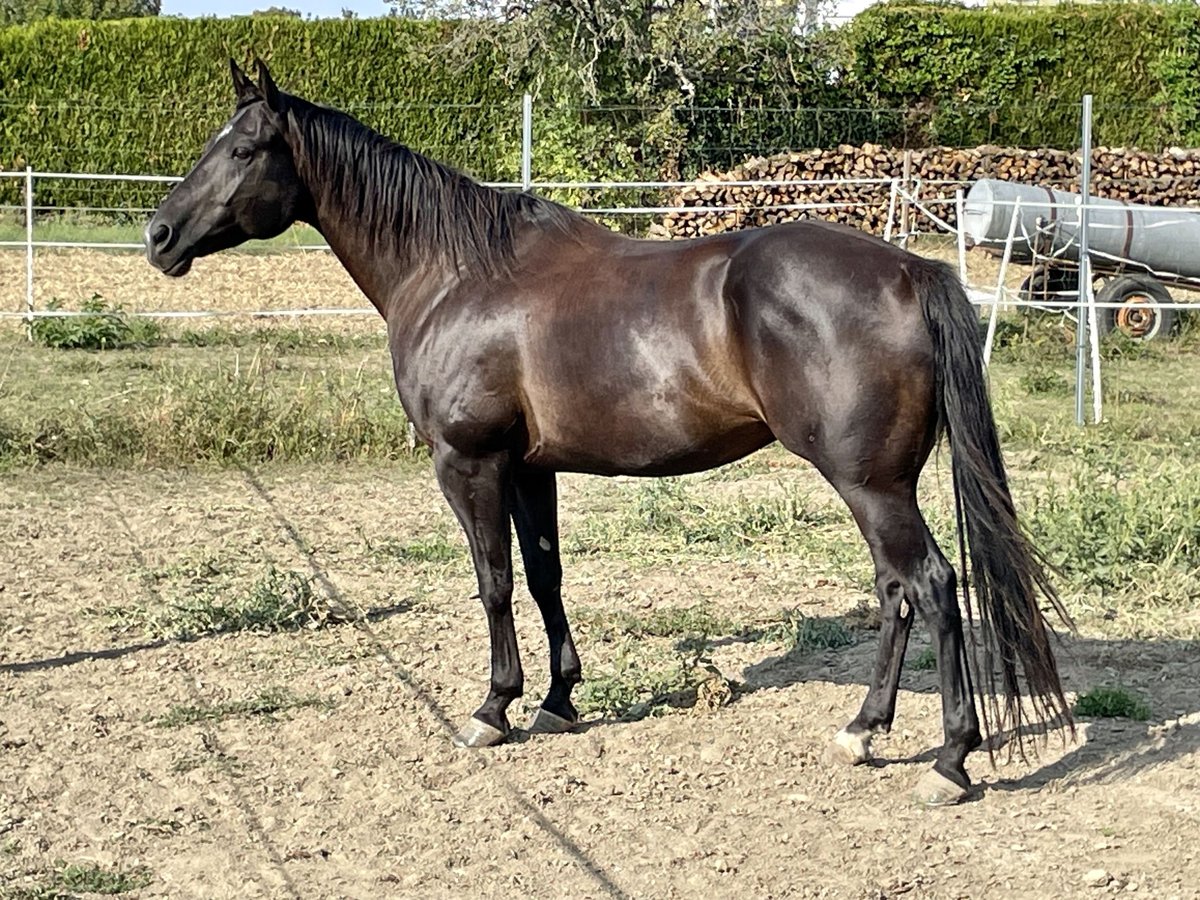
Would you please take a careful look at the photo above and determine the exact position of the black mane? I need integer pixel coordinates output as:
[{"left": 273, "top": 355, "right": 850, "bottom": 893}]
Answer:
[{"left": 284, "top": 94, "right": 589, "bottom": 273}]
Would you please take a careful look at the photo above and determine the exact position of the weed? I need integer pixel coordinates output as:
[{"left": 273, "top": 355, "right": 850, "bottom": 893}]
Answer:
[
  {"left": 108, "top": 564, "right": 353, "bottom": 640},
  {"left": 9, "top": 861, "right": 152, "bottom": 898},
  {"left": 360, "top": 529, "right": 463, "bottom": 564},
  {"left": 30, "top": 295, "right": 161, "bottom": 350},
  {"left": 576, "top": 641, "right": 725, "bottom": 720},
  {"left": 154, "top": 687, "right": 331, "bottom": 728},
  {"left": 908, "top": 647, "right": 937, "bottom": 671},
  {"left": 1019, "top": 366, "right": 1069, "bottom": 396},
  {"left": 1074, "top": 686, "right": 1151, "bottom": 721},
  {"left": 575, "top": 604, "right": 741, "bottom": 642},
  {"left": 764, "top": 609, "right": 856, "bottom": 651}
]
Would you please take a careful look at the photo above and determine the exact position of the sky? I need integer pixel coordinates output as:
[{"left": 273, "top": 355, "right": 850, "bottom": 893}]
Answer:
[
  {"left": 160, "top": 0, "right": 393, "bottom": 18},
  {"left": 158, "top": 0, "right": 907, "bottom": 25}
]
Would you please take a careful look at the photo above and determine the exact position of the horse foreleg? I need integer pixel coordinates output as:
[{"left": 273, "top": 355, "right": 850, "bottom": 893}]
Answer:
[{"left": 434, "top": 445, "right": 523, "bottom": 747}]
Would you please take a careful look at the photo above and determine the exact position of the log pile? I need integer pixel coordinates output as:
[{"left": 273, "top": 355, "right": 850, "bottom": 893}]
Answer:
[{"left": 653, "top": 144, "right": 1200, "bottom": 239}]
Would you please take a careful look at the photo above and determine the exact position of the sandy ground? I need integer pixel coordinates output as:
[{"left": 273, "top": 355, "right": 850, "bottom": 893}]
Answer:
[{"left": 3, "top": 463, "right": 1200, "bottom": 899}]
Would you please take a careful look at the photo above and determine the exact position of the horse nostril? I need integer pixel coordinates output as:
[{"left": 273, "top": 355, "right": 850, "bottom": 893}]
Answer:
[{"left": 152, "top": 223, "right": 172, "bottom": 249}]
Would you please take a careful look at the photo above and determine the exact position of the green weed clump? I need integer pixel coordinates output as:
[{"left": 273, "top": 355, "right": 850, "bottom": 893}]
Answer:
[
  {"left": 9, "top": 860, "right": 152, "bottom": 898},
  {"left": 109, "top": 563, "right": 352, "bottom": 640},
  {"left": 30, "top": 295, "right": 161, "bottom": 350},
  {"left": 1074, "top": 687, "right": 1151, "bottom": 721},
  {"left": 764, "top": 609, "right": 856, "bottom": 651}
]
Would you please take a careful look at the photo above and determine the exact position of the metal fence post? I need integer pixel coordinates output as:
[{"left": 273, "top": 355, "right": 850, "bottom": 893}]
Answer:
[
  {"left": 521, "top": 93, "right": 532, "bottom": 192},
  {"left": 24, "top": 166, "right": 34, "bottom": 340},
  {"left": 1075, "top": 95, "right": 1093, "bottom": 426}
]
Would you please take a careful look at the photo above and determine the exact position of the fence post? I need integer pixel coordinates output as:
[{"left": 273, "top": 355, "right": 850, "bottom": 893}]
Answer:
[
  {"left": 1075, "top": 94, "right": 1094, "bottom": 426},
  {"left": 883, "top": 178, "right": 899, "bottom": 243},
  {"left": 983, "top": 196, "right": 1020, "bottom": 369},
  {"left": 521, "top": 93, "right": 532, "bottom": 192},
  {"left": 24, "top": 166, "right": 34, "bottom": 341},
  {"left": 900, "top": 149, "right": 913, "bottom": 248},
  {"left": 955, "top": 188, "right": 968, "bottom": 282}
]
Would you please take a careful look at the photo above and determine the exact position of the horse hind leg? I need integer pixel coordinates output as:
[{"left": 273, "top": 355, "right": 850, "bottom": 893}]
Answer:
[
  {"left": 510, "top": 467, "right": 582, "bottom": 733},
  {"left": 827, "top": 484, "right": 981, "bottom": 805}
]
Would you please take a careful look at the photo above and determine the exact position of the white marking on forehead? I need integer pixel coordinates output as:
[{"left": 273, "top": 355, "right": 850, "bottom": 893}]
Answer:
[{"left": 215, "top": 106, "right": 252, "bottom": 143}]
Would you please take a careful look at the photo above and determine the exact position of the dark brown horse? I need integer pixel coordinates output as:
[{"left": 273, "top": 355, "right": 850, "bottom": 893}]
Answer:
[{"left": 146, "top": 60, "right": 1072, "bottom": 805}]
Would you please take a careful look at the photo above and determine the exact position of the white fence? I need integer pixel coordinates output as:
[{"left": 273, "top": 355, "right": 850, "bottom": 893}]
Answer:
[{"left": 7, "top": 161, "right": 1200, "bottom": 425}]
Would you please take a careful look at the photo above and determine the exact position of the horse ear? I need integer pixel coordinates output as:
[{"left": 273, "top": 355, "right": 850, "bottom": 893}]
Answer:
[
  {"left": 229, "top": 57, "right": 260, "bottom": 106},
  {"left": 254, "top": 57, "right": 281, "bottom": 113}
]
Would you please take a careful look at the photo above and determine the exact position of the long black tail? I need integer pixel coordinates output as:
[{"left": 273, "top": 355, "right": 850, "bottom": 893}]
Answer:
[{"left": 909, "top": 258, "right": 1074, "bottom": 749}]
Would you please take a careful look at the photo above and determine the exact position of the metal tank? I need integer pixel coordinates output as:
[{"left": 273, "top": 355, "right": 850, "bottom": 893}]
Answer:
[{"left": 962, "top": 178, "right": 1200, "bottom": 276}]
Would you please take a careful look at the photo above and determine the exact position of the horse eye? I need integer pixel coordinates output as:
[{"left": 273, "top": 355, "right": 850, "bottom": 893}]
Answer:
[{"left": 231, "top": 146, "right": 253, "bottom": 160}]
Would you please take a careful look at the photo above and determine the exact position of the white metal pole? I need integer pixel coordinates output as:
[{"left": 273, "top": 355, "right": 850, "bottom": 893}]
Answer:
[
  {"left": 883, "top": 178, "right": 899, "bottom": 243},
  {"left": 1075, "top": 95, "right": 1093, "bottom": 426},
  {"left": 955, "top": 188, "right": 968, "bottom": 282},
  {"left": 521, "top": 93, "right": 532, "bottom": 192},
  {"left": 24, "top": 166, "right": 34, "bottom": 340},
  {"left": 983, "top": 197, "right": 1020, "bottom": 368}
]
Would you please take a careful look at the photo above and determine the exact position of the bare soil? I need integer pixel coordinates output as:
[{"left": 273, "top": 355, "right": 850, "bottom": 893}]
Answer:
[{"left": 3, "top": 463, "right": 1200, "bottom": 899}]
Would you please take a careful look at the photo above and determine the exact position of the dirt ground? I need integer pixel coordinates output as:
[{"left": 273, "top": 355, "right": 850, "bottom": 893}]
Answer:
[{"left": 3, "top": 462, "right": 1200, "bottom": 899}]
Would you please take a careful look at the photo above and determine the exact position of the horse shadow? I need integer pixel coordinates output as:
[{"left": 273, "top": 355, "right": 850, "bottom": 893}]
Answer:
[
  {"left": 0, "top": 599, "right": 414, "bottom": 677},
  {"left": 568, "top": 612, "right": 1200, "bottom": 793}
]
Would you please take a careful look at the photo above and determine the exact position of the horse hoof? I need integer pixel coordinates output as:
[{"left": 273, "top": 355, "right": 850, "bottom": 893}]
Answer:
[
  {"left": 527, "top": 707, "right": 577, "bottom": 735},
  {"left": 822, "top": 729, "right": 872, "bottom": 767},
  {"left": 912, "top": 768, "right": 969, "bottom": 807},
  {"left": 451, "top": 717, "right": 507, "bottom": 749}
]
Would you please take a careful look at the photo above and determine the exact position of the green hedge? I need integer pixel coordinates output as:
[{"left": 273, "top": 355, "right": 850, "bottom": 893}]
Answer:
[
  {"left": 844, "top": 1, "right": 1197, "bottom": 148},
  {"left": 7, "top": 4, "right": 1200, "bottom": 216},
  {"left": 0, "top": 17, "right": 522, "bottom": 210}
]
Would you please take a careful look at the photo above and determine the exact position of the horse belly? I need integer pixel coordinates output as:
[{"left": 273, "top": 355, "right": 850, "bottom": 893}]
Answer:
[{"left": 522, "top": 396, "right": 773, "bottom": 477}]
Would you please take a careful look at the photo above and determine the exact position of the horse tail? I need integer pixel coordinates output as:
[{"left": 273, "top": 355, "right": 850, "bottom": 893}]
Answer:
[{"left": 908, "top": 258, "right": 1074, "bottom": 750}]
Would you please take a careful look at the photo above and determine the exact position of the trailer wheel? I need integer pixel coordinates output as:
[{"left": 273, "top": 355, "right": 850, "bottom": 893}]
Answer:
[
  {"left": 1019, "top": 265, "right": 1078, "bottom": 304},
  {"left": 1096, "top": 275, "right": 1177, "bottom": 341}
]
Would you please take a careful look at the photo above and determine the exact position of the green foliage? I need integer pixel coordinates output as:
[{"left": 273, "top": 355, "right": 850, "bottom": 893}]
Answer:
[
  {"left": 9, "top": 2, "right": 1200, "bottom": 216},
  {"left": 0, "top": 17, "right": 519, "bottom": 210},
  {"left": 1074, "top": 686, "right": 1151, "bottom": 721},
  {"left": 844, "top": 2, "right": 1192, "bottom": 148},
  {"left": 0, "top": 0, "right": 157, "bottom": 26},
  {"left": 1027, "top": 449, "right": 1200, "bottom": 595},
  {"left": 30, "top": 294, "right": 161, "bottom": 350}
]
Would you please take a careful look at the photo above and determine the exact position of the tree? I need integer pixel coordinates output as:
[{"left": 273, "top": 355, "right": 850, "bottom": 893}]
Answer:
[
  {"left": 0, "top": 0, "right": 158, "bottom": 24},
  {"left": 251, "top": 5, "right": 303, "bottom": 14}
]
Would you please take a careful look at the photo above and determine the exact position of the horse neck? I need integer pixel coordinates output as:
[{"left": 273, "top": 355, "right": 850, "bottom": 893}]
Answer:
[{"left": 287, "top": 111, "right": 460, "bottom": 323}]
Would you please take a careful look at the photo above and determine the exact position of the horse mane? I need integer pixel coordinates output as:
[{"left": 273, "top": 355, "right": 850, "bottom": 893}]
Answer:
[{"left": 283, "top": 93, "right": 592, "bottom": 274}]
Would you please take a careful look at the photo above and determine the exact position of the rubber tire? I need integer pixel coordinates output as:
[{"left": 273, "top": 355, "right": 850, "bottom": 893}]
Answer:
[
  {"left": 1095, "top": 275, "right": 1177, "bottom": 342},
  {"left": 1018, "top": 265, "right": 1079, "bottom": 304}
]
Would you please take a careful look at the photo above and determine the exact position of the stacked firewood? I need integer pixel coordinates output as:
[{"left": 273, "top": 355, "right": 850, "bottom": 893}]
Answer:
[{"left": 653, "top": 144, "right": 1200, "bottom": 239}]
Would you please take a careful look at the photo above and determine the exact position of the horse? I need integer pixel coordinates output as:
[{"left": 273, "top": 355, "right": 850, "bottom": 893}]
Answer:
[{"left": 145, "top": 59, "right": 1073, "bottom": 806}]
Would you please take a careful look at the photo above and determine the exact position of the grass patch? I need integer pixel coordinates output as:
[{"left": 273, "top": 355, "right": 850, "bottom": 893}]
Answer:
[
  {"left": 109, "top": 564, "right": 353, "bottom": 640},
  {"left": 8, "top": 861, "right": 152, "bottom": 898},
  {"left": 0, "top": 340, "right": 412, "bottom": 467},
  {"left": 1074, "top": 686, "right": 1151, "bottom": 721},
  {"left": 154, "top": 687, "right": 330, "bottom": 728}
]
